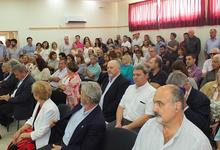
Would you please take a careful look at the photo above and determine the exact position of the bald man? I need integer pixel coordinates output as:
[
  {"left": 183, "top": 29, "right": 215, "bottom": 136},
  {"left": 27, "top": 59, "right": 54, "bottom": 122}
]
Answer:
[{"left": 99, "top": 60, "right": 130, "bottom": 122}]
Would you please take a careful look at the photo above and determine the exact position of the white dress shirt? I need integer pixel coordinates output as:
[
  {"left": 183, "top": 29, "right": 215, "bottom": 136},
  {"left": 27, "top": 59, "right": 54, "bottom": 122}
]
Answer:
[
  {"left": 119, "top": 82, "right": 156, "bottom": 121},
  {"left": 121, "top": 41, "right": 131, "bottom": 48},
  {"left": 11, "top": 74, "right": 28, "bottom": 97},
  {"left": 132, "top": 116, "right": 212, "bottom": 150},
  {"left": 50, "top": 68, "right": 67, "bottom": 88},
  {"left": 99, "top": 74, "right": 120, "bottom": 109},
  {"left": 202, "top": 59, "right": 213, "bottom": 74},
  {"left": 62, "top": 105, "right": 97, "bottom": 145}
]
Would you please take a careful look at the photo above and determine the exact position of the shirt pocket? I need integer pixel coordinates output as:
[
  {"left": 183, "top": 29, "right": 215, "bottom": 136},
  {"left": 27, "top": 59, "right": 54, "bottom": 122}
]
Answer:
[{"left": 135, "top": 100, "right": 146, "bottom": 115}]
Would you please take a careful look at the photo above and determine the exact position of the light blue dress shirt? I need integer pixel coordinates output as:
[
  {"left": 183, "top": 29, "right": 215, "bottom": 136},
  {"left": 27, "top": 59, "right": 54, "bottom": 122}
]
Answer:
[{"left": 62, "top": 105, "right": 97, "bottom": 145}]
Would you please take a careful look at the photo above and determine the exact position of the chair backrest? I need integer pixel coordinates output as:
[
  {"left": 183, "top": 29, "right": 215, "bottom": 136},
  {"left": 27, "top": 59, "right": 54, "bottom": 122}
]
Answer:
[
  {"left": 102, "top": 128, "right": 137, "bottom": 150},
  {"left": 58, "top": 104, "right": 71, "bottom": 119}
]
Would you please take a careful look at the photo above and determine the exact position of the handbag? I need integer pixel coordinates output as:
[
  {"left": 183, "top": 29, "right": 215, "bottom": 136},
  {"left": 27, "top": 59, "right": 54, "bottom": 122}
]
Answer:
[{"left": 7, "top": 128, "right": 36, "bottom": 150}]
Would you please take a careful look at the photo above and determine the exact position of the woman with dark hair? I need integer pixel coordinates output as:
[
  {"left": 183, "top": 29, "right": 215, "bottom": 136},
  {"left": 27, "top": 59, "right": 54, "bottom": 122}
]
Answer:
[
  {"left": 35, "top": 42, "right": 43, "bottom": 55},
  {"left": 41, "top": 41, "right": 51, "bottom": 61},
  {"left": 48, "top": 51, "right": 59, "bottom": 71},
  {"left": 83, "top": 36, "right": 93, "bottom": 47},
  {"left": 51, "top": 42, "right": 60, "bottom": 57},
  {"left": 76, "top": 54, "right": 86, "bottom": 79},
  {"left": 57, "top": 62, "right": 81, "bottom": 108},
  {"left": 94, "top": 38, "right": 102, "bottom": 48},
  {"left": 31, "top": 55, "right": 50, "bottom": 81},
  {"left": 106, "top": 38, "right": 114, "bottom": 47},
  {"left": 67, "top": 54, "right": 75, "bottom": 64}
]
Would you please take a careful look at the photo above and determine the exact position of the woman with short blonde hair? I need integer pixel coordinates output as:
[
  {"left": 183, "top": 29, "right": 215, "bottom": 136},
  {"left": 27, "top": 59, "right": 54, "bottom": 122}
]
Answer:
[{"left": 13, "top": 81, "right": 60, "bottom": 149}]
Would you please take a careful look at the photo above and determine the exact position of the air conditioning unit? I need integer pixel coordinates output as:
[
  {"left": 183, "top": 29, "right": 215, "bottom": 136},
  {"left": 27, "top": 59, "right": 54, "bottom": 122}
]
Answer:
[{"left": 64, "top": 16, "right": 87, "bottom": 24}]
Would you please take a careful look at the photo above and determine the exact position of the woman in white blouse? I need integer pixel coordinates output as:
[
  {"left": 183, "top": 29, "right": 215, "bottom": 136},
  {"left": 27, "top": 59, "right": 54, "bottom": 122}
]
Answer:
[
  {"left": 12, "top": 81, "right": 60, "bottom": 149},
  {"left": 31, "top": 55, "right": 51, "bottom": 81}
]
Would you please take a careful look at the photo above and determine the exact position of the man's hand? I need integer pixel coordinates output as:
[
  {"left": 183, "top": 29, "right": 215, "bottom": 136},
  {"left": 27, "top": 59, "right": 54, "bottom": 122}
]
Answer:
[
  {"left": 50, "top": 120, "right": 58, "bottom": 128},
  {"left": 0, "top": 94, "right": 10, "bottom": 101},
  {"left": 115, "top": 123, "right": 122, "bottom": 128},
  {"left": 52, "top": 144, "right": 62, "bottom": 150}
]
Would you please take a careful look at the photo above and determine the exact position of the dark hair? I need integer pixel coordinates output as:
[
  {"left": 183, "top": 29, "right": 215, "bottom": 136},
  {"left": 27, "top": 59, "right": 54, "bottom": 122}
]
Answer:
[
  {"left": 35, "top": 55, "right": 48, "bottom": 71},
  {"left": 135, "top": 49, "right": 143, "bottom": 57},
  {"left": 171, "top": 60, "right": 188, "bottom": 76},
  {"left": 95, "top": 38, "right": 102, "bottom": 47},
  {"left": 36, "top": 42, "right": 42, "bottom": 47},
  {"left": 160, "top": 45, "right": 166, "bottom": 49},
  {"left": 11, "top": 39, "right": 17, "bottom": 44},
  {"left": 75, "top": 35, "right": 80, "bottom": 38},
  {"left": 186, "top": 54, "right": 196, "bottom": 59},
  {"left": 67, "top": 54, "right": 75, "bottom": 63},
  {"left": 75, "top": 54, "right": 85, "bottom": 63},
  {"left": 83, "top": 36, "right": 92, "bottom": 45},
  {"left": 67, "top": 62, "right": 78, "bottom": 72},
  {"left": 42, "top": 41, "right": 49, "bottom": 49},
  {"left": 26, "top": 37, "right": 32, "bottom": 41},
  {"left": 48, "top": 51, "right": 57, "bottom": 60},
  {"left": 107, "top": 38, "right": 114, "bottom": 45},
  {"left": 59, "top": 52, "right": 67, "bottom": 60},
  {"left": 171, "top": 33, "right": 177, "bottom": 38},
  {"left": 184, "top": 32, "right": 189, "bottom": 36}
]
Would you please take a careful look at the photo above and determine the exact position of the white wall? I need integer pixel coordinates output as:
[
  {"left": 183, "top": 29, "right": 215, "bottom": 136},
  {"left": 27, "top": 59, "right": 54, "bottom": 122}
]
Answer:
[{"left": 0, "top": 0, "right": 119, "bottom": 46}]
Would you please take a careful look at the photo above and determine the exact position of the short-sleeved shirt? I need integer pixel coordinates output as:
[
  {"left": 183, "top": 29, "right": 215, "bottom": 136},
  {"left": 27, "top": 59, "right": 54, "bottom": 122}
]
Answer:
[
  {"left": 119, "top": 82, "right": 156, "bottom": 121},
  {"left": 22, "top": 44, "right": 36, "bottom": 56},
  {"left": 0, "top": 44, "right": 7, "bottom": 62},
  {"left": 148, "top": 70, "right": 168, "bottom": 86}
]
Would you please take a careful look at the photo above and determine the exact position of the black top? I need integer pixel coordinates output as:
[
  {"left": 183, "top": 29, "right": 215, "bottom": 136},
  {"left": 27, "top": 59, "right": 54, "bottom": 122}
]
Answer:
[{"left": 148, "top": 70, "right": 168, "bottom": 86}]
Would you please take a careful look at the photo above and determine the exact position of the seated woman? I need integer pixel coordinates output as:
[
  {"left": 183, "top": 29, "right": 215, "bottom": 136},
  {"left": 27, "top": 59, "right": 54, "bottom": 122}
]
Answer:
[
  {"left": 76, "top": 54, "right": 86, "bottom": 79},
  {"left": 52, "top": 62, "right": 81, "bottom": 108},
  {"left": 47, "top": 51, "right": 59, "bottom": 73},
  {"left": 31, "top": 55, "right": 51, "bottom": 81},
  {"left": 12, "top": 81, "right": 60, "bottom": 149},
  {"left": 120, "top": 54, "right": 134, "bottom": 83}
]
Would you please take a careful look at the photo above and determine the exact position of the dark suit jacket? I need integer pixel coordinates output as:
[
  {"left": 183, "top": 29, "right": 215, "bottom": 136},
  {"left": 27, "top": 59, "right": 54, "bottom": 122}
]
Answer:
[
  {"left": 185, "top": 88, "right": 211, "bottom": 138},
  {"left": 9, "top": 74, "right": 35, "bottom": 119},
  {"left": 49, "top": 104, "right": 106, "bottom": 150},
  {"left": 0, "top": 73, "right": 18, "bottom": 95},
  {"left": 101, "top": 75, "right": 130, "bottom": 122},
  {"left": 200, "top": 69, "right": 216, "bottom": 88}
]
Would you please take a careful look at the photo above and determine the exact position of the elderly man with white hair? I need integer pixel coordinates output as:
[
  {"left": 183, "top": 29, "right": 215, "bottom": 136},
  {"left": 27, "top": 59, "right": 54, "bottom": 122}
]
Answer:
[
  {"left": 201, "top": 54, "right": 220, "bottom": 87},
  {"left": 41, "top": 81, "right": 106, "bottom": 150},
  {"left": 202, "top": 48, "right": 220, "bottom": 75}
]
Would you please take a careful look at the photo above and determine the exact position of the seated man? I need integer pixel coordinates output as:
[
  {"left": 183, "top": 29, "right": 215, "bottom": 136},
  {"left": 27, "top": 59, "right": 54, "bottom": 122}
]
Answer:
[
  {"left": 166, "top": 71, "right": 211, "bottom": 138},
  {"left": 99, "top": 60, "right": 130, "bottom": 122},
  {"left": 186, "top": 54, "right": 202, "bottom": 84},
  {"left": 48, "top": 59, "right": 67, "bottom": 89},
  {"left": 112, "top": 64, "right": 156, "bottom": 132},
  {"left": 133, "top": 85, "right": 212, "bottom": 150},
  {"left": 41, "top": 81, "right": 106, "bottom": 150},
  {"left": 0, "top": 64, "right": 35, "bottom": 126},
  {"left": 84, "top": 54, "right": 101, "bottom": 81},
  {"left": 0, "top": 59, "right": 19, "bottom": 95},
  {"left": 148, "top": 57, "right": 168, "bottom": 88},
  {"left": 201, "top": 54, "right": 220, "bottom": 87}
]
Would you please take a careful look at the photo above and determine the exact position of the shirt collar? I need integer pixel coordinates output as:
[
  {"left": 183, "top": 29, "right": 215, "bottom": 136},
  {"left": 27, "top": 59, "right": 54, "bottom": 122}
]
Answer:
[
  {"left": 81, "top": 104, "right": 97, "bottom": 116},
  {"left": 109, "top": 74, "right": 120, "bottom": 83},
  {"left": 135, "top": 81, "right": 149, "bottom": 90}
]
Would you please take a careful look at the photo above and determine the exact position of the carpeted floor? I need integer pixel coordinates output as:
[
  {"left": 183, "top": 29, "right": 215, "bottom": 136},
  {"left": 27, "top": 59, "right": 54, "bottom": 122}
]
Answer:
[{"left": 0, "top": 121, "right": 25, "bottom": 150}]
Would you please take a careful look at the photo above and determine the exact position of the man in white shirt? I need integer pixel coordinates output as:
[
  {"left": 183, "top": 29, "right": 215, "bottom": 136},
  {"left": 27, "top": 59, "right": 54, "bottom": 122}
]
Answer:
[
  {"left": 121, "top": 35, "right": 131, "bottom": 48},
  {"left": 132, "top": 33, "right": 143, "bottom": 47},
  {"left": 133, "top": 85, "right": 212, "bottom": 150},
  {"left": 48, "top": 59, "right": 67, "bottom": 89},
  {"left": 113, "top": 64, "right": 156, "bottom": 132}
]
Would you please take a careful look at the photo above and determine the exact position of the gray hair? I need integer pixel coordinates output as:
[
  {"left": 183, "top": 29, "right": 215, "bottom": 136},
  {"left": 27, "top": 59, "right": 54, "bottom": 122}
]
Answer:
[
  {"left": 166, "top": 71, "right": 188, "bottom": 87},
  {"left": 165, "top": 84, "right": 184, "bottom": 108},
  {"left": 12, "top": 64, "right": 29, "bottom": 73},
  {"left": 213, "top": 54, "right": 220, "bottom": 62},
  {"left": 8, "top": 59, "right": 20, "bottom": 69},
  {"left": 133, "top": 64, "right": 149, "bottom": 75},
  {"left": 81, "top": 81, "right": 102, "bottom": 104}
]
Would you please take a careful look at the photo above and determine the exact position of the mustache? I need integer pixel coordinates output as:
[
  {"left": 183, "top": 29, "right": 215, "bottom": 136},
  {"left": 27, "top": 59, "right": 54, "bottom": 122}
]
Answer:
[{"left": 154, "top": 112, "right": 161, "bottom": 118}]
